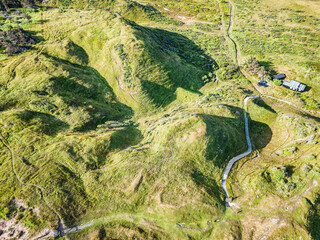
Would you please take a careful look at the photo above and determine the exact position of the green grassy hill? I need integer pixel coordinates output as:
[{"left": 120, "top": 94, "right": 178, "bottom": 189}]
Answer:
[
  {"left": 0, "top": 0, "right": 320, "bottom": 239},
  {"left": 0, "top": 4, "right": 248, "bottom": 239}
]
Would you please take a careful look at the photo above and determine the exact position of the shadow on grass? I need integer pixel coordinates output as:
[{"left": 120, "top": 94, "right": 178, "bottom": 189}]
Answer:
[
  {"left": 125, "top": 20, "right": 217, "bottom": 107},
  {"left": 199, "top": 111, "right": 272, "bottom": 167},
  {"left": 191, "top": 169, "right": 225, "bottom": 206},
  {"left": 58, "top": 126, "right": 143, "bottom": 171},
  {"left": 238, "top": 87, "right": 254, "bottom": 95},
  {"left": 284, "top": 165, "right": 295, "bottom": 177},
  {"left": 253, "top": 98, "right": 276, "bottom": 113},
  {"left": 183, "top": 88, "right": 203, "bottom": 96},
  {"left": 248, "top": 114, "right": 273, "bottom": 150},
  {"left": 44, "top": 54, "right": 133, "bottom": 131},
  {"left": 303, "top": 85, "right": 312, "bottom": 92},
  {"left": 141, "top": 80, "right": 176, "bottom": 107},
  {"left": 25, "top": 30, "right": 45, "bottom": 43},
  {"left": 307, "top": 195, "right": 320, "bottom": 240},
  {"left": 61, "top": 40, "right": 89, "bottom": 65},
  {"left": 110, "top": 126, "right": 143, "bottom": 151},
  {"left": 200, "top": 113, "right": 246, "bottom": 168},
  {"left": 300, "top": 113, "right": 320, "bottom": 123},
  {"left": 15, "top": 110, "right": 69, "bottom": 136},
  {"left": 260, "top": 60, "right": 277, "bottom": 75}
]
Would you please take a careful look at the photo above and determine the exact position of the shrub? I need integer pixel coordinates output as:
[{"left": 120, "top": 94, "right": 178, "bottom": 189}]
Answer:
[
  {"left": 216, "top": 64, "right": 239, "bottom": 81},
  {"left": 0, "top": 206, "right": 12, "bottom": 220},
  {"left": 23, "top": 214, "right": 41, "bottom": 229},
  {"left": 273, "top": 79, "right": 282, "bottom": 86},
  {"left": 202, "top": 73, "right": 215, "bottom": 83},
  {"left": 263, "top": 166, "right": 297, "bottom": 196},
  {"left": 21, "top": 0, "right": 34, "bottom": 8},
  {"left": 241, "top": 56, "right": 270, "bottom": 80}
]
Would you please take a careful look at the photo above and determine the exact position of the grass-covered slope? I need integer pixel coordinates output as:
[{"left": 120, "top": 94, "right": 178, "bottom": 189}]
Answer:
[
  {"left": 40, "top": 9, "right": 215, "bottom": 110},
  {"left": 229, "top": 98, "right": 320, "bottom": 239},
  {"left": 0, "top": 52, "right": 131, "bottom": 130},
  {"left": 0, "top": 6, "right": 250, "bottom": 239},
  {"left": 1, "top": 1, "right": 320, "bottom": 239}
]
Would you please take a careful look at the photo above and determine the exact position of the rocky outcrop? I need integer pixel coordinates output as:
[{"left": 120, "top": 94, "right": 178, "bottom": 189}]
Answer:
[
  {"left": 0, "top": 28, "right": 36, "bottom": 55},
  {"left": 0, "top": 0, "right": 34, "bottom": 10}
]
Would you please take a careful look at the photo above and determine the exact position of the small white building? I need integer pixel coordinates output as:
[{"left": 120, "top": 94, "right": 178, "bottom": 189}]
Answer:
[{"left": 282, "top": 80, "right": 306, "bottom": 92}]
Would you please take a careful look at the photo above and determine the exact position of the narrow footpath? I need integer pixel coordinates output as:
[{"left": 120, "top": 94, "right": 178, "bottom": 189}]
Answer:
[
  {"left": 219, "top": 0, "right": 257, "bottom": 204},
  {"left": 221, "top": 96, "right": 258, "bottom": 201},
  {"left": 219, "top": 0, "right": 320, "bottom": 204},
  {"left": 221, "top": 93, "right": 320, "bottom": 203}
]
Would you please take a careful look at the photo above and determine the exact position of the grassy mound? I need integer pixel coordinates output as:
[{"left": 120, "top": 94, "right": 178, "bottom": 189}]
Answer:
[
  {"left": 34, "top": 9, "right": 216, "bottom": 111},
  {"left": 230, "top": 97, "right": 320, "bottom": 239},
  {"left": 0, "top": 6, "right": 247, "bottom": 239},
  {"left": 1, "top": 0, "right": 320, "bottom": 239}
]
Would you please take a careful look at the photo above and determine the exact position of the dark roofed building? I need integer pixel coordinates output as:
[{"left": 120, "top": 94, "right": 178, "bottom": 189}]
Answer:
[
  {"left": 282, "top": 80, "right": 306, "bottom": 92},
  {"left": 258, "top": 80, "right": 268, "bottom": 87},
  {"left": 272, "top": 73, "right": 286, "bottom": 80}
]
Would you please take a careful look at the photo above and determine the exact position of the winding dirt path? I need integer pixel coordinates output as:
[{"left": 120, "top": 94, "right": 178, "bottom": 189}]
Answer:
[
  {"left": 221, "top": 0, "right": 320, "bottom": 114},
  {"left": 226, "top": 0, "right": 240, "bottom": 66}
]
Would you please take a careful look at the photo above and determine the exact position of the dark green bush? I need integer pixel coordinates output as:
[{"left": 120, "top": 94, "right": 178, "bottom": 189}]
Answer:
[
  {"left": 0, "top": 206, "right": 12, "bottom": 220},
  {"left": 241, "top": 56, "right": 270, "bottom": 80},
  {"left": 273, "top": 79, "right": 282, "bottom": 86},
  {"left": 216, "top": 64, "right": 239, "bottom": 81}
]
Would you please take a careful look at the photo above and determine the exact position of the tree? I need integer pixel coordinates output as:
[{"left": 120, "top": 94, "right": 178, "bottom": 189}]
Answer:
[
  {"left": 0, "top": 0, "right": 34, "bottom": 10},
  {"left": 241, "top": 55, "right": 270, "bottom": 80}
]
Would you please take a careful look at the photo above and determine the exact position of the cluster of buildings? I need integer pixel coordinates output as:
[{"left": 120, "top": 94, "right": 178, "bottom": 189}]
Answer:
[{"left": 272, "top": 73, "right": 307, "bottom": 92}]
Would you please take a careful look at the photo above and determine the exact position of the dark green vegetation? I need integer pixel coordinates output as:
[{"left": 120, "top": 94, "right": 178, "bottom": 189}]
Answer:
[
  {"left": 308, "top": 196, "right": 320, "bottom": 240},
  {"left": 0, "top": 0, "right": 320, "bottom": 239},
  {"left": 0, "top": 0, "right": 35, "bottom": 10}
]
